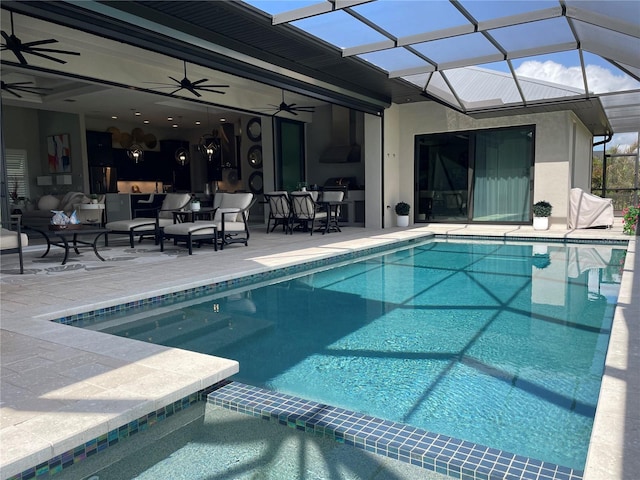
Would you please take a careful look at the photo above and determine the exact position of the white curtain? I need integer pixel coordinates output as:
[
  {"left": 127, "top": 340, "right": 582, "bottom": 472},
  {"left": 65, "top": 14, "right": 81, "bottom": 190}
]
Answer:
[{"left": 473, "top": 131, "right": 531, "bottom": 222}]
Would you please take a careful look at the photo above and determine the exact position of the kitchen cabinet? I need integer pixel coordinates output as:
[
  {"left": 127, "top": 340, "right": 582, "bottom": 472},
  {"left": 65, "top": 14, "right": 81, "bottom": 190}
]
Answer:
[
  {"left": 114, "top": 149, "right": 169, "bottom": 182},
  {"left": 105, "top": 193, "right": 166, "bottom": 222},
  {"left": 86, "top": 131, "right": 114, "bottom": 166}
]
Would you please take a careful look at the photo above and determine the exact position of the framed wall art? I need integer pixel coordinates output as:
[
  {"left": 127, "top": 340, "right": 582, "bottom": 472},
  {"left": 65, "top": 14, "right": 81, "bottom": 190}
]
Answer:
[{"left": 47, "top": 133, "right": 71, "bottom": 173}]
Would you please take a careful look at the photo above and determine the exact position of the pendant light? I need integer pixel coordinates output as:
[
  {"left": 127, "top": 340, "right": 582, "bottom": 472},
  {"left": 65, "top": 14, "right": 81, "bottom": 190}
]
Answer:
[
  {"left": 127, "top": 144, "right": 144, "bottom": 163},
  {"left": 175, "top": 147, "right": 189, "bottom": 166},
  {"left": 127, "top": 109, "right": 144, "bottom": 163},
  {"left": 198, "top": 107, "right": 219, "bottom": 162}
]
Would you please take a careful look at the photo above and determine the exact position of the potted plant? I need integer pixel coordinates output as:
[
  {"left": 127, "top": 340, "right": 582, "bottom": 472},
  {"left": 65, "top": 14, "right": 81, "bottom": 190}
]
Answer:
[
  {"left": 395, "top": 201, "right": 410, "bottom": 227},
  {"left": 89, "top": 194, "right": 99, "bottom": 204},
  {"left": 532, "top": 200, "right": 552, "bottom": 231},
  {"left": 190, "top": 195, "right": 201, "bottom": 212}
]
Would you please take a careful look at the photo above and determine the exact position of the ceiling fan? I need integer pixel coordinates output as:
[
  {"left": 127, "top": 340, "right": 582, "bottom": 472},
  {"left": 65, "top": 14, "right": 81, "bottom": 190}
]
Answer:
[
  {"left": 1, "top": 11, "right": 80, "bottom": 65},
  {"left": 0, "top": 80, "right": 51, "bottom": 98},
  {"left": 267, "top": 91, "right": 315, "bottom": 116},
  {"left": 145, "top": 61, "right": 229, "bottom": 98}
]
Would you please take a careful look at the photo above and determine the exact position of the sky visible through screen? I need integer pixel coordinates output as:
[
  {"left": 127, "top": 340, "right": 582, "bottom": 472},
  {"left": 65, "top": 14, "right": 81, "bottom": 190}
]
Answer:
[{"left": 245, "top": 0, "right": 639, "bottom": 150}]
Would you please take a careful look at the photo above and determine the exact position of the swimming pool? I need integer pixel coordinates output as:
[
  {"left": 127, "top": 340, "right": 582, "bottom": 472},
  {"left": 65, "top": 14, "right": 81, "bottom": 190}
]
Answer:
[{"left": 81, "top": 239, "right": 624, "bottom": 473}]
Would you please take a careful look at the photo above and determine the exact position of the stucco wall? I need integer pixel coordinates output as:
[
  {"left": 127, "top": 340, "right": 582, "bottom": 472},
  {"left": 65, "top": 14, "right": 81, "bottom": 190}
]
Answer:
[{"left": 383, "top": 102, "right": 591, "bottom": 227}]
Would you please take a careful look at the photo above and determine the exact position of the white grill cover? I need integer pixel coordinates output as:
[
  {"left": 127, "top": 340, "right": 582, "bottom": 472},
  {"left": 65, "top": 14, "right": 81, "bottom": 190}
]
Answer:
[{"left": 568, "top": 188, "right": 614, "bottom": 229}]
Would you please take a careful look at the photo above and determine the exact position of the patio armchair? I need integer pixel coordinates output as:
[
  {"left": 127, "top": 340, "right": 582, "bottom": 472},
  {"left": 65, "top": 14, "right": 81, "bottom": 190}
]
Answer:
[
  {"left": 0, "top": 214, "right": 28, "bottom": 274},
  {"left": 214, "top": 192, "right": 256, "bottom": 249},
  {"left": 290, "top": 191, "right": 326, "bottom": 235},
  {"left": 106, "top": 193, "right": 191, "bottom": 247},
  {"left": 264, "top": 191, "right": 292, "bottom": 233}
]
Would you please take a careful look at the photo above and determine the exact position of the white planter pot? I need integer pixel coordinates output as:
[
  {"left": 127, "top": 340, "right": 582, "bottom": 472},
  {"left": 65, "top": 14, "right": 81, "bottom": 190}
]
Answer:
[
  {"left": 532, "top": 244, "right": 548, "bottom": 255},
  {"left": 191, "top": 201, "right": 201, "bottom": 212},
  {"left": 533, "top": 216, "right": 549, "bottom": 231},
  {"left": 397, "top": 215, "right": 409, "bottom": 227}
]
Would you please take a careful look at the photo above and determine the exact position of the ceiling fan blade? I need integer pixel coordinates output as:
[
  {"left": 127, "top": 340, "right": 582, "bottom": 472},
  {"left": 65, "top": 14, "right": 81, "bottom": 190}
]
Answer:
[
  {"left": 187, "top": 87, "right": 202, "bottom": 98},
  {"left": 190, "top": 78, "right": 209, "bottom": 86},
  {"left": 2, "top": 88, "right": 22, "bottom": 98},
  {"left": 28, "top": 46, "right": 81, "bottom": 56},
  {"left": 168, "top": 76, "right": 182, "bottom": 84},
  {"left": 21, "top": 38, "right": 58, "bottom": 47},
  {"left": 14, "top": 49, "right": 28, "bottom": 65},
  {"left": 196, "top": 87, "right": 227, "bottom": 95},
  {"left": 26, "top": 50, "right": 68, "bottom": 64},
  {"left": 169, "top": 87, "right": 184, "bottom": 95},
  {"left": 1, "top": 30, "right": 11, "bottom": 42},
  {"left": 288, "top": 103, "right": 298, "bottom": 108},
  {"left": 11, "top": 86, "right": 50, "bottom": 95}
]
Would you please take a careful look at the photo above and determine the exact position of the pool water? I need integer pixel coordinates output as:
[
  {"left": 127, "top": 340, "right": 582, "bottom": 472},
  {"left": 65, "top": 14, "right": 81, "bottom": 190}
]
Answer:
[{"left": 88, "top": 240, "right": 624, "bottom": 471}]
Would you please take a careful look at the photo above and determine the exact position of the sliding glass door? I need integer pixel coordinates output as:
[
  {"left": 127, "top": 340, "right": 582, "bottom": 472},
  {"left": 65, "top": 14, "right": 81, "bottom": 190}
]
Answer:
[
  {"left": 415, "top": 126, "right": 534, "bottom": 223},
  {"left": 415, "top": 133, "right": 469, "bottom": 221}
]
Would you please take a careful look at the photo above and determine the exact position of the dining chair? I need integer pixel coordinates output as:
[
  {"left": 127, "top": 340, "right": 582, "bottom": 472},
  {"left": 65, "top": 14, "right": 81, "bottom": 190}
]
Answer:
[
  {"left": 264, "top": 191, "right": 292, "bottom": 234},
  {"left": 290, "top": 191, "right": 326, "bottom": 235},
  {"left": 318, "top": 189, "right": 344, "bottom": 233}
]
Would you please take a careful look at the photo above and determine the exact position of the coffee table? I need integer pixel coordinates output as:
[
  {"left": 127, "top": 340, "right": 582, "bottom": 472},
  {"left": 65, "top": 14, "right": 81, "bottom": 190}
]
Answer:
[{"left": 27, "top": 225, "right": 109, "bottom": 265}]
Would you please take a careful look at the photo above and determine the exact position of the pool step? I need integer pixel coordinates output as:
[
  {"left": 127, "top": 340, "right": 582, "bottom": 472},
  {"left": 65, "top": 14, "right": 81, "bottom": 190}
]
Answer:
[{"left": 208, "top": 381, "right": 583, "bottom": 480}]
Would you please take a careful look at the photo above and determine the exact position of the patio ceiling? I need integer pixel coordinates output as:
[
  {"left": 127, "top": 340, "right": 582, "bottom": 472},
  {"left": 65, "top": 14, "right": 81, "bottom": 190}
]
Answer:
[{"left": 3, "top": 0, "right": 639, "bottom": 136}]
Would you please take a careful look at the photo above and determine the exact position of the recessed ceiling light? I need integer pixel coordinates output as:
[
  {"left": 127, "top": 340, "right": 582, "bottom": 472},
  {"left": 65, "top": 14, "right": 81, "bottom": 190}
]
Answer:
[
  {"left": 172, "top": 124, "right": 178, "bottom": 128},
  {"left": 143, "top": 120, "right": 150, "bottom": 124},
  {"left": 135, "top": 111, "right": 141, "bottom": 116},
  {"left": 167, "top": 117, "right": 173, "bottom": 121},
  {"left": 220, "top": 118, "right": 226, "bottom": 122},
  {"left": 195, "top": 121, "right": 201, "bottom": 125},
  {"left": 111, "top": 115, "right": 118, "bottom": 119}
]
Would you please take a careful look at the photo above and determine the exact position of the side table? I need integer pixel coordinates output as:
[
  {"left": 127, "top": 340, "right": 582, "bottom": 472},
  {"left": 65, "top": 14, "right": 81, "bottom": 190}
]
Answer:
[{"left": 74, "top": 203, "right": 106, "bottom": 227}]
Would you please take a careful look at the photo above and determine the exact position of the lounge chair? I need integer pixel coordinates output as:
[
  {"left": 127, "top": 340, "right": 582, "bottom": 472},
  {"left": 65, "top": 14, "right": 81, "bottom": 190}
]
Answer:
[
  {"left": 264, "top": 191, "right": 292, "bottom": 233},
  {"left": 106, "top": 193, "right": 191, "bottom": 247},
  {"left": 161, "top": 192, "right": 255, "bottom": 253},
  {"left": 160, "top": 221, "right": 218, "bottom": 255},
  {"left": 0, "top": 214, "right": 28, "bottom": 274}
]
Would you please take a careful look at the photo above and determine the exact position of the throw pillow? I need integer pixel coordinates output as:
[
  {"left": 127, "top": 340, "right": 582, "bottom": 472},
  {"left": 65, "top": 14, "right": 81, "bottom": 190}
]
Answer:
[
  {"left": 38, "top": 194, "right": 60, "bottom": 211},
  {"left": 59, "top": 192, "right": 90, "bottom": 213}
]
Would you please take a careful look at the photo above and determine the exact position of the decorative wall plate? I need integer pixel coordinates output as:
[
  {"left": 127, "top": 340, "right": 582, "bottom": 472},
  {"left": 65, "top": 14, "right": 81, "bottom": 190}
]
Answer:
[
  {"left": 247, "top": 117, "right": 261, "bottom": 141},
  {"left": 107, "top": 126, "right": 121, "bottom": 143},
  {"left": 248, "top": 171, "right": 263, "bottom": 194},
  {"left": 144, "top": 133, "right": 157, "bottom": 149},
  {"left": 248, "top": 145, "right": 262, "bottom": 169}
]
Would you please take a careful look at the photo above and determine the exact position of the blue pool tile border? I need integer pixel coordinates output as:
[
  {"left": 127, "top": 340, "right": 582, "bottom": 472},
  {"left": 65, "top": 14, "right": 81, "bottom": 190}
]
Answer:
[
  {"left": 52, "top": 235, "right": 435, "bottom": 326},
  {"left": 6, "top": 387, "right": 219, "bottom": 480},
  {"left": 52, "top": 234, "right": 627, "bottom": 327},
  {"left": 208, "top": 382, "right": 584, "bottom": 480}
]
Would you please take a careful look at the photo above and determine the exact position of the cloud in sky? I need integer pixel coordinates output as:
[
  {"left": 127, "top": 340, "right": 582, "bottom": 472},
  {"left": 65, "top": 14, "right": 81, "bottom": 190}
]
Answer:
[
  {"left": 515, "top": 60, "right": 639, "bottom": 93},
  {"left": 516, "top": 60, "right": 639, "bottom": 150}
]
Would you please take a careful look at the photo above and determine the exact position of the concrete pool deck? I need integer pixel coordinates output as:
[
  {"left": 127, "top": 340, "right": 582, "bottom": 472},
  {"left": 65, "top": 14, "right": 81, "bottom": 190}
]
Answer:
[{"left": 0, "top": 223, "right": 636, "bottom": 480}]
